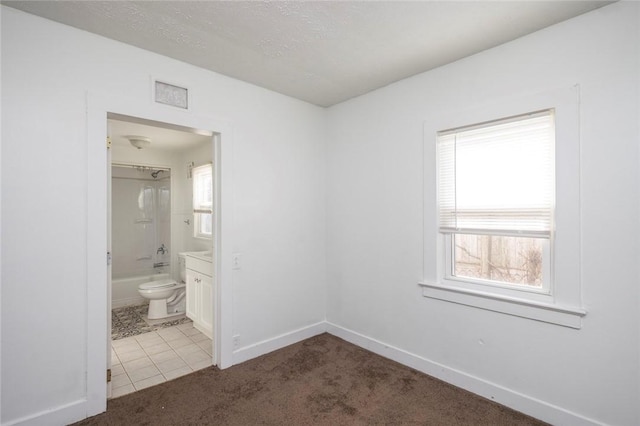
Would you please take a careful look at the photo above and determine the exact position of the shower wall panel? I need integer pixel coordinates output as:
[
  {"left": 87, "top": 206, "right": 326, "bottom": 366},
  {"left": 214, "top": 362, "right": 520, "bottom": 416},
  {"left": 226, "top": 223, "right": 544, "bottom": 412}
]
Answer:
[{"left": 112, "top": 172, "right": 171, "bottom": 280}]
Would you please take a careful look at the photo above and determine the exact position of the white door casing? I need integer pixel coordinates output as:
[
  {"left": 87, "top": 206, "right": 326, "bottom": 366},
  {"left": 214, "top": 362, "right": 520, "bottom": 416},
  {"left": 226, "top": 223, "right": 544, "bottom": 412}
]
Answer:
[{"left": 87, "top": 90, "right": 234, "bottom": 418}]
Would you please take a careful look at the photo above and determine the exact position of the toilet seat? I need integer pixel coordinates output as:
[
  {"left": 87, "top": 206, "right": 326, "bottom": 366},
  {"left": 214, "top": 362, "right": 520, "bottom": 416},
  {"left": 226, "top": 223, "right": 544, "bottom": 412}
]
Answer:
[
  {"left": 138, "top": 278, "right": 186, "bottom": 320},
  {"left": 139, "top": 278, "right": 177, "bottom": 290}
]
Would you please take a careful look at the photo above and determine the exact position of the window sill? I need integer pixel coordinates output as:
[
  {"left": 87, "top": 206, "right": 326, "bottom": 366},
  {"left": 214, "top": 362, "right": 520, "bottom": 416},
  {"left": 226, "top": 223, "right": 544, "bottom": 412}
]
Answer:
[{"left": 418, "top": 281, "right": 586, "bottom": 329}]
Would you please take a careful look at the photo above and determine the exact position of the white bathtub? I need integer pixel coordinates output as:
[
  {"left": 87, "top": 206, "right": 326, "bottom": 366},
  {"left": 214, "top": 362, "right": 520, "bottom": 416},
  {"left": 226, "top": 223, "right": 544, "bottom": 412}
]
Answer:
[{"left": 112, "top": 273, "right": 170, "bottom": 308}]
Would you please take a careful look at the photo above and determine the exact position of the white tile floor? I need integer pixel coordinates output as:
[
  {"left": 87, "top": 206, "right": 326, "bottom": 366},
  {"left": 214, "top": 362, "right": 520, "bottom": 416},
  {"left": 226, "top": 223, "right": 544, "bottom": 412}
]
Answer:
[{"left": 110, "top": 322, "right": 213, "bottom": 398}]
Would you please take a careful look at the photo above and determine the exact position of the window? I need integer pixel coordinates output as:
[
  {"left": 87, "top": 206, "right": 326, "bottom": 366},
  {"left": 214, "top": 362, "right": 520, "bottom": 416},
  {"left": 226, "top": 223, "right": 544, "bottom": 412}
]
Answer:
[
  {"left": 438, "top": 110, "right": 554, "bottom": 293},
  {"left": 193, "top": 164, "right": 212, "bottom": 239},
  {"left": 420, "top": 88, "right": 585, "bottom": 328}
]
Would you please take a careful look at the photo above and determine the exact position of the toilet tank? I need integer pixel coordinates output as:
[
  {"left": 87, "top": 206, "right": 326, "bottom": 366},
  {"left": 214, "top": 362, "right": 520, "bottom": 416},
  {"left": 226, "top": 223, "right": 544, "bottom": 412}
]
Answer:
[{"left": 177, "top": 253, "right": 187, "bottom": 283}]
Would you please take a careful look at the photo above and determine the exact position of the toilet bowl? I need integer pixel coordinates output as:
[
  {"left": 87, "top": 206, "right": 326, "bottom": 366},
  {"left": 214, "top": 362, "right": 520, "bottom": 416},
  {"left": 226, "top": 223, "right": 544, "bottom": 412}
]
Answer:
[{"left": 138, "top": 278, "right": 186, "bottom": 320}]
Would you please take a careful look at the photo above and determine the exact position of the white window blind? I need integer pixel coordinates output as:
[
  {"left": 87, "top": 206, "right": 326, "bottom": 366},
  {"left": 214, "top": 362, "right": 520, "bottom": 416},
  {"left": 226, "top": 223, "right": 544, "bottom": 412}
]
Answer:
[{"left": 437, "top": 110, "right": 555, "bottom": 237}]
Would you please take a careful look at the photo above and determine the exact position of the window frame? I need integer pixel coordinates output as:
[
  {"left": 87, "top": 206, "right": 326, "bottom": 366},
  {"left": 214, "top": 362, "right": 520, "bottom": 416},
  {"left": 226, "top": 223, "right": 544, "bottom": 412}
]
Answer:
[
  {"left": 192, "top": 163, "right": 213, "bottom": 239},
  {"left": 444, "top": 233, "right": 552, "bottom": 300},
  {"left": 419, "top": 87, "right": 586, "bottom": 328},
  {"left": 437, "top": 109, "right": 555, "bottom": 296}
]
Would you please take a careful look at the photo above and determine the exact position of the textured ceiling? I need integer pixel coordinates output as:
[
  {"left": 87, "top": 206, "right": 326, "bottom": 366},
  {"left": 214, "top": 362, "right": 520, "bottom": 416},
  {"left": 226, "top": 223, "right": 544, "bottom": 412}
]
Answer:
[{"left": 3, "top": 1, "right": 612, "bottom": 107}]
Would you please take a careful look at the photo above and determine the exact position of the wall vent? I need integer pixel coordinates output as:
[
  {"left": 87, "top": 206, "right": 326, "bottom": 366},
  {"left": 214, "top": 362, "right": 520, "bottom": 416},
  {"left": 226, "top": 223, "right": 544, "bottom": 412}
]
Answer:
[{"left": 154, "top": 80, "right": 188, "bottom": 109}]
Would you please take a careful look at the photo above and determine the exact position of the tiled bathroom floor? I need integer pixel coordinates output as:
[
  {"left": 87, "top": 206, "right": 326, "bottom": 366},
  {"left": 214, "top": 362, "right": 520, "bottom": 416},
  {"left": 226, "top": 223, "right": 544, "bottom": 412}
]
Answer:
[
  {"left": 111, "top": 303, "right": 191, "bottom": 340},
  {"left": 110, "top": 322, "right": 213, "bottom": 398}
]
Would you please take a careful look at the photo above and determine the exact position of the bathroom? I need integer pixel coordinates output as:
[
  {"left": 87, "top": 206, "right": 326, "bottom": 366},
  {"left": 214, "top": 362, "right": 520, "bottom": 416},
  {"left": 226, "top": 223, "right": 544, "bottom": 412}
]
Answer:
[{"left": 108, "top": 116, "right": 215, "bottom": 397}]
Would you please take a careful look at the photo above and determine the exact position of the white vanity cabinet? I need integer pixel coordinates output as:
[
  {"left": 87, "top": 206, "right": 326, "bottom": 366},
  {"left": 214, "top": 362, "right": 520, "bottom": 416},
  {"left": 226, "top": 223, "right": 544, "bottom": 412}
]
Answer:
[{"left": 185, "top": 254, "right": 213, "bottom": 339}]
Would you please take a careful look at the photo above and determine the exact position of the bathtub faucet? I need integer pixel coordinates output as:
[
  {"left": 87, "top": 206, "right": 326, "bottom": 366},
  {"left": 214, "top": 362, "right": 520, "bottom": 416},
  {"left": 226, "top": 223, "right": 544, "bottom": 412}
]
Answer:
[{"left": 157, "top": 244, "right": 168, "bottom": 255}]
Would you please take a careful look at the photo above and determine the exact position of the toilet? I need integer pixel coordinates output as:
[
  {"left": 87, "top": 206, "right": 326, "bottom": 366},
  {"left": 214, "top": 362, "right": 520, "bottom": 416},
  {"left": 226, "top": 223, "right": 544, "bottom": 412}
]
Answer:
[{"left": 138, "top": 254, "right": 187, "bottom": 320}]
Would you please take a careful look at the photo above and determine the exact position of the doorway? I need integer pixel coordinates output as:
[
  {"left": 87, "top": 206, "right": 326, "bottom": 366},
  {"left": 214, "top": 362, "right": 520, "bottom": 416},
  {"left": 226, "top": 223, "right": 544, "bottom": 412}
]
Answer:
[
  {"left": 107, "top": 115, "right": 216, "bottom": 397},
  {"left": 86, "top": 92, "right": 234, "bottom": 416}
]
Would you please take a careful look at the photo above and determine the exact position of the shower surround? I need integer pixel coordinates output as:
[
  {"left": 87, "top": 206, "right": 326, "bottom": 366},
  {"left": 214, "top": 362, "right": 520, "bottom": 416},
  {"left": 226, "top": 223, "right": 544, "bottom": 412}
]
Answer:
[{"left": 112, "top": 165, "right": 171, "bottom": 307}]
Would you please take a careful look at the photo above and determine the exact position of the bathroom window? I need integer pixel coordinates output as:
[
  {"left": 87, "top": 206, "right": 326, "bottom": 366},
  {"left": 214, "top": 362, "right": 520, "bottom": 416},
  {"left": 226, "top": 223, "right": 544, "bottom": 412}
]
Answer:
[{"left": 193, "top": 164, "right": 213, "bottom": 239}]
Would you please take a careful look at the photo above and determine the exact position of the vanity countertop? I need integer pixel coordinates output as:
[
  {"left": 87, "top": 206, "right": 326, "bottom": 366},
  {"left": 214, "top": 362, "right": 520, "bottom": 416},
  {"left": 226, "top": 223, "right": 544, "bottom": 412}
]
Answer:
[{"left": 181, "top": 251, "right": 212, "bottom": 263}]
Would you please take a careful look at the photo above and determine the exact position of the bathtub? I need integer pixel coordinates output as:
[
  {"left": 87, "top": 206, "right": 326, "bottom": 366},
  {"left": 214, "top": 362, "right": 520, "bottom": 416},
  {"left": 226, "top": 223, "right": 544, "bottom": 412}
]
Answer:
[{"left": 112, "top": 273, "right": 170, "bottom": 308}]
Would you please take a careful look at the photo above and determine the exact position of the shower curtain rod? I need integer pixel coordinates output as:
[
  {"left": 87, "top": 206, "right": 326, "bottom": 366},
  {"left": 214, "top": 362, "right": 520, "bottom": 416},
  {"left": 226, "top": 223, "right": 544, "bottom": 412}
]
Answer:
[{"left": 112, "top": 163, "right": 171, "bottom": 172}]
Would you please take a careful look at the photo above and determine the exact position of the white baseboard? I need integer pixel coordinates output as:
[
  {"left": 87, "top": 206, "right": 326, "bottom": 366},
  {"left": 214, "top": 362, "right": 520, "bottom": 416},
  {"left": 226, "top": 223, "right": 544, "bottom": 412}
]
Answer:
[
  {"left": 232, "top": 321, "right": 327, "bottom": 365},
  {"left": 2, "top": 399, "right": 92, "bottom": 426},
  {"left": 325, "top": 322, "right": 603, "bottom": 426},
  {"left": 8, "top": 321, "right": 603, "bottom": 426}
]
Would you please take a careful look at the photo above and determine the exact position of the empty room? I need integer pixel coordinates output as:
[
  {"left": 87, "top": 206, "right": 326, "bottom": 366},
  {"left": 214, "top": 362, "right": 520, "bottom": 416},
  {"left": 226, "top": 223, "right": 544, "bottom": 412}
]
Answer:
[{"left": 1, "top": 1, "right": 639, "bottom": 425}]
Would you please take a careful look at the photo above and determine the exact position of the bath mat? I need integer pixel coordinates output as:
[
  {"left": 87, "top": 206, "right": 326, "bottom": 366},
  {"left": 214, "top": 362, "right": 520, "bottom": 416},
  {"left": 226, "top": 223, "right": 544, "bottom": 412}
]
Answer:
[{"left": 111, "top": 304, "right": 192, "bottom": 340}]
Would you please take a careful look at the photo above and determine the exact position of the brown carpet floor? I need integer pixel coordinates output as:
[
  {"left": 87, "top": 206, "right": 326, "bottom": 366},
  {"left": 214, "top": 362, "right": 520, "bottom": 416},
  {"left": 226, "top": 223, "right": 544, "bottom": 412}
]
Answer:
[{"left": 74, "top": 333, "right": 546, "bottom": 425}]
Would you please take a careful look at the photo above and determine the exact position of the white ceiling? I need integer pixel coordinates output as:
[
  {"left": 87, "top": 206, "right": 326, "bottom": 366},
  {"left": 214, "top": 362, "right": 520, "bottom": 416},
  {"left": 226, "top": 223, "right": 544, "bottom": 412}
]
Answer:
[
  {"left": 4, "top": 1, "right": 612, "bottom": 107},
  {"left": 108, "top": 117, "right": 211, "bottom": 151}
]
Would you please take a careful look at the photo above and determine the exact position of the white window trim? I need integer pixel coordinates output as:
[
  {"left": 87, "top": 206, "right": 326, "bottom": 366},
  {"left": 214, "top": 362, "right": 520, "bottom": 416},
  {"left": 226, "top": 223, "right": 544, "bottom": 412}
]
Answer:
[
  {"left": 193, "top": 212, "right": 212, "bottom": 240},
  {"left": 418, "top": 282, "right": 585, "bottom": 328},
  {"left": 193, "top": 164, "right": 213, "bottom": 239},
  {"left": 420, "top": 86, "right": 586, "bottom": 329}
]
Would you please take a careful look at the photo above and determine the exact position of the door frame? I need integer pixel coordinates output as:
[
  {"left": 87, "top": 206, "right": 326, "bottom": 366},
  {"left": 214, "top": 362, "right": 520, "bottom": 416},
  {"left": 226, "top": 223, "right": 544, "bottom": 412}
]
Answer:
[{"left": 86, "top": 91, "right": 234, "bottom": 416}]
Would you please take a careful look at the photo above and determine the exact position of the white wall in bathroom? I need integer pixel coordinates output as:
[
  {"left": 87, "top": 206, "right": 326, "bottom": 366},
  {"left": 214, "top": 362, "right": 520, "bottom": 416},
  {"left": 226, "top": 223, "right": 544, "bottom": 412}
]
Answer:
[{"left": 1, "top": 6, "right": 326, "bottom": 425}]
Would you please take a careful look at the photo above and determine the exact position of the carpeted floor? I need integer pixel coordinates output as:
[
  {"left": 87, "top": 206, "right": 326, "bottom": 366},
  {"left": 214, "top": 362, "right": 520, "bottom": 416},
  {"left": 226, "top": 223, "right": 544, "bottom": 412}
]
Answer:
[{"left": 75, "top": 333, "right": 546, "bottom": 425}]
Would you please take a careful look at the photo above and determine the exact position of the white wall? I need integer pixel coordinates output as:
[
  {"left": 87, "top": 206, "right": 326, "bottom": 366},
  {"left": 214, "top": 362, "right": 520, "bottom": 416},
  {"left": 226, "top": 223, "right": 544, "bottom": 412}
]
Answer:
[
  {"left": 326, "top": 3, "right": 639, "bottom": 426},
  {"left": 0, "top": 6, "right": 326, "bottom": 425}
]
